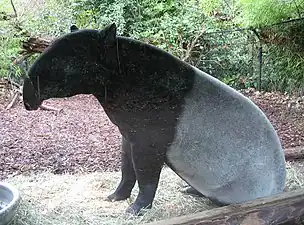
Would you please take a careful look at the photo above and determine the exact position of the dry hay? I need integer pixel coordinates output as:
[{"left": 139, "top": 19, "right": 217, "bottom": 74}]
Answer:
[{"left": 5, "top": 162, "right": 304, "bottom": 225}]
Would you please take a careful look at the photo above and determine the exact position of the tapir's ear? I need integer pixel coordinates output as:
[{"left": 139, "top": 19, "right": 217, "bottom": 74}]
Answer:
[
  {"left": 100, "top": 23, "right": 117, "bottom": 46},
  {"left": 70, "top": 25, "right": 79, "bottom": 32}
]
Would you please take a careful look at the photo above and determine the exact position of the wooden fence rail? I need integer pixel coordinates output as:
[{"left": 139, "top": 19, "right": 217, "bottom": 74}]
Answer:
[{"left": 144, "top": 189, "right": 304, "bottom": 225}]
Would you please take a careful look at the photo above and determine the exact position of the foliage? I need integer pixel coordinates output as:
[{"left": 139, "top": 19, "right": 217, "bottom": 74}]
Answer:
[
  {"left": 71, "top": 0, "right": 206, "bottom": 58},
  {"left": 0, "top": 0, "right": 75, "bottom": 80},
  {"left": 0, "top": 34, "right": 25, "bottom": 80},
  {"left": 235, "top": 0, "right": 304, "bottom": 27},
  {"left": 262, "top": 43, "right": 304, "bottom": 94},
  {"left": 69, "top": 0, "right": 304, "bottom": 94},
  {"left": 0, "top": 1, "right": 24, "bottom": 78},
  {"left": 71, "top": 0, "right": 126, "bottom": 32},
  {"left": 21, "top": 0, "right": 74, "bottom": 37},
  {"left": 198, "top": 0, "right": 223, "bottom": 15},
  {"left": 0, "top": 0, "right": 304, "bottom": 94}
]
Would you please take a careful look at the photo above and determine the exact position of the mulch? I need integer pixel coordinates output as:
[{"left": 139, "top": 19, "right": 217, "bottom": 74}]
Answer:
[
  {"left": 0, "top": 94, "right": 121, "bottom": 179},
  {"left": 0, "top": 87, "right": 303, "bottom": 180}
]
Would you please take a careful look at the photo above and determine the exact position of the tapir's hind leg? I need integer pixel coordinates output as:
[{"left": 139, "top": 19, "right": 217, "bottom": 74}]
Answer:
[
  {"left": 126, "top": 143, "right": 165, "bottom": 215},
  {"left": 107, "top": 136, "right": 136, "bottom": 201}
]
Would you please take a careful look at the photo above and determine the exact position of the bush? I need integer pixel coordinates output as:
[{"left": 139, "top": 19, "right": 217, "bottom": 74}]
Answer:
[
  {"left": 0, "top": 0, "right": 75, "bottom": 79},
  {"left": 0, "top": 0, "right": 24, "bottom": 78},
  {"left": 21, "top": 0, "right": 74, "bottom": 37},
  {"left": 235, "top": 0, "right": 304, "bottom": 27},
  {"left": 71, "top": 0, "right": 207, "bottom": 59}
]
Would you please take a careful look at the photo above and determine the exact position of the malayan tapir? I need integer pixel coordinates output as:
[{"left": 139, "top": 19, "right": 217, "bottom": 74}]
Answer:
[{"left": 22, "top": 23, "right": 286, "bottom": 215}]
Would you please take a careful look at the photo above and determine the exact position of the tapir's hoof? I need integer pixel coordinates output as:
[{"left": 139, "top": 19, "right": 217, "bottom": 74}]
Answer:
[
  {"left": 106, "top": 192, "right": 130, "bottom": 202},
  {"left": 125, "top": 205, "right": 139, "bottom": 216},
  {"left": 125, "top": 203, "right": 151, "bottom": 216},
  {"left": 181, "top": 186, "right": 206, "bottom": 197}
]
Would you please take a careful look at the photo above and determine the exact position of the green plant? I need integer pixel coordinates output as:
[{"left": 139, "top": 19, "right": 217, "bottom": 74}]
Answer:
[
  {"left": 261, "top": 44, "right": 304, "bottom": 94},
  {"left": 0, "top": 0, "right": 24, "bottom": 78},
  {"left": 21, "top": 0, "right": 75, "bottom": 37},
  {"left": 235, "top": 0, "right": 304, "bottom": 28}
]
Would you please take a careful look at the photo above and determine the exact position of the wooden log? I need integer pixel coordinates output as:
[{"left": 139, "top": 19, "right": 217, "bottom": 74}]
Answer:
[
  {"left": 285, "top": 147, "right": 304, "bottom": 161},
  {"left": 144, "top": 189, "right": 304, "bottom": 225},
  {"left": 20, "top": 37, "right": 52, "bottom": 55}
]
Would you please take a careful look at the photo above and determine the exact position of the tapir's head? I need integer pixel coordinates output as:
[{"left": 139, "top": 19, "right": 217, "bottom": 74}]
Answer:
[{"left": 23, "top": 23, "right": 118, "bottom": 110}]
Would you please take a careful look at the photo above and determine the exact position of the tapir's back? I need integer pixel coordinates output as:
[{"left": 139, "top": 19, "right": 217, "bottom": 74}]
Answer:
[{"left": 166, "top": 66, "right": 286, "bottom": 204}]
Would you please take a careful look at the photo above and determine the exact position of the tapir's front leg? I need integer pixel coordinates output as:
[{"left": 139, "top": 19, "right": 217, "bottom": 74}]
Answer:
[
  {"left": 126, "top": 143, "right": 165, "bottom": 215},
  {"left": 107, "top": 136, "right": 136, "bottom": 201}
]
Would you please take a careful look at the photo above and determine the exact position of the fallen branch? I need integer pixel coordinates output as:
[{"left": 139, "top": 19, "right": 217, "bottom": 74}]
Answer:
[
  {"left": 2, "top": 75, "right": 62, "bottom": 112},
  {"left": 3, "top": 77, "right": 21, "bottom": 89},
  {"left": 285, "top": 147, "right": 304, "bottom": 161},
  {"left": 0, "top": 81, "right": 8, "bottom": 87},
  {"left": 182, "top": 25, "right": 205, "bottom": 62},
  {"left": 5, "top": 91, "right": 20, "bottom": 110},
  {"left": 39, "top": 104, "right": 62, "bottom": 113},
  {"left": 4, "top": 76, "right": 23, "bottom": 110},
  {"left": 20, "top": 36, "right": 52, "bottom": 55},
  {"left": 5, "top": 93, "right": 62, "bottom": 112}
]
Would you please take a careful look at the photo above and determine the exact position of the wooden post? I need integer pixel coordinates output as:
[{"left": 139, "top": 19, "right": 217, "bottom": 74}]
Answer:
[{"left": 144, "top": 189, "right": 304, "bottom": 225}]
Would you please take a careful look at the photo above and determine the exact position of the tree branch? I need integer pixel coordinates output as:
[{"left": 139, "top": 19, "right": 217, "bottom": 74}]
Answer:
[
  {"left": 5, "top": 91, "right": 20, "bottom": 110},
  {"left": 39, "top": 104, "right": 62, "bottom": 113},
  {"left": 182, "top": 26, "right": 205, "bottom": 62},
  {"left": 10, "top": 0, "right": 17, "bottom": 18}
]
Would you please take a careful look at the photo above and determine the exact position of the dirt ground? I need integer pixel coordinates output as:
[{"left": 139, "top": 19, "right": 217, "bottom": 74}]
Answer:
[{"left": 0, "top": 87, "right": 303, "bottom": 180}]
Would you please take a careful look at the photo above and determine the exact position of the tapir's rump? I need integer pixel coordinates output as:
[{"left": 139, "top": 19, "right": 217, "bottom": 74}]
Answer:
[{"left": 166, "top": 66, "right": 286, "bottom": 204}]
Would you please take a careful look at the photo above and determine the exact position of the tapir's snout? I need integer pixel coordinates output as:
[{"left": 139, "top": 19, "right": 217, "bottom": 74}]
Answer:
[{"left": 22, "top": 77, "right": 41, "bottom": 111}]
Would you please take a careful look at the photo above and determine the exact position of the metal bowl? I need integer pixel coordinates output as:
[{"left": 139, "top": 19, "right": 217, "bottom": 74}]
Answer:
[{"left": 0, "top": 182, "right": 21, "bottom": 225}]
